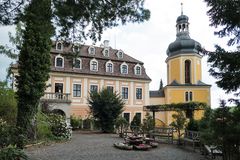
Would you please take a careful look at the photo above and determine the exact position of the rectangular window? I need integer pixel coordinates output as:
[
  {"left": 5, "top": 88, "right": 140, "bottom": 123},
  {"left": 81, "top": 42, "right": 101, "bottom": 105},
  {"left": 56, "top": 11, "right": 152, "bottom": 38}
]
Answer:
[
  {"left": 107, "top": 86, "right": 114, "bottom": 93},
  {"left": 90, "top": 85, "right": 98, "bottom": 93},
  {"left": 135, "top": 112, "right": 141, "bottom": 122},
  {"left": 122, "top": 87, "right": 128, "bottom": 99},
  {"left": 136, "top": 88, "right": 142, "bottom": 99},
  {"left": 123, "top": 113, "right": 130, "bottom": 123},
  {"left": 73, "top": 84, "right": 81, "bottom": 97}
]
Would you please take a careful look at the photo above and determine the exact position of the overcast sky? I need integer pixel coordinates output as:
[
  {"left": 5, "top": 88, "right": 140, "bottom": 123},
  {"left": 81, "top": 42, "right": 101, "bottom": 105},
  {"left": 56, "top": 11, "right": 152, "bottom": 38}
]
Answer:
[{"left": 0, "top": 0, "right": 235, "bottom": 108}]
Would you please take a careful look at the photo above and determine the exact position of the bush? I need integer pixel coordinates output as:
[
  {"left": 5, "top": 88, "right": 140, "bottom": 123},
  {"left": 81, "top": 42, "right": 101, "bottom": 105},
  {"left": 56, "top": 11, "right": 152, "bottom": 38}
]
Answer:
[
  {"left": 82, "top": 118, "right": 92, "bottom": 130},
  {"left": 36, "top": 112, "right": 53, "bottom": 140},
  {"left": 70, "top": 115, "right": 82, "bottom": 130},
  {"left": 130, "top": 114, "right": 141, "bottom": 130},
  {"left": 48, "top": 114, "right": 72, "bottom": 139},
  {"left": 0, "top": 145, "right": 28, "bottom": 160},
  {"left": 0, "top": 82, "right": 17, "bottom": 124},
  {"left": 115, "top": 117, "right": 129, "bottom": 137},
  {"left": 186, "top": 118, "right": 199, "bottom": 131},
  {"left": 142, "top": 112, "right": 154, "bottom": 134},
  {"left": 0, "top": 119, "right": 19, "bottom": 149}
]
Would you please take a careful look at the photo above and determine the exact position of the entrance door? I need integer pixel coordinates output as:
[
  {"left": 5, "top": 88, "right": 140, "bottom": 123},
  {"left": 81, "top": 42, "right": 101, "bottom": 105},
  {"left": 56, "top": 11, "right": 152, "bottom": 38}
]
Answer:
[{"left": 55, "top": 83, "right": 63, "bottom": 99}]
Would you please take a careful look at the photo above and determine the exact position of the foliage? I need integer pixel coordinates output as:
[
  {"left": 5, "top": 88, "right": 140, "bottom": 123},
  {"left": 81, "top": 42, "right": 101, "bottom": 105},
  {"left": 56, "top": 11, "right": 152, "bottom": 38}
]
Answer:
[
  {"left": 203, "top": 0, "right": 240, "bottom": 101},
  {"left": 141, "top": 112, "right": 154, "bottom": 134},
  {"left": 130, "top": 114, "right": 141, "bottom": 128},
  {"left": 15, "top": 0, "right": 54, "bottom": 148},
  {"left": 115, "top": 117, "right": 129, "bottom": 137},
  {"left": 48, "top": 114, "right": 72, "bottom": 140},
  {"left": 170, "top": 110, "right": 187, "bottom": 145},
  {"left": 36, "top": 112, "right": 53, "bottom": 140},
  {"left": 1, "top": 0, "right": 150, "bottom": 42},
  {"left": 186, "top": 118, "right": 199, "bottom": 131},
  {"left": 0, "top": 145, "right": 28, "bottom": 160},
  {"left": 82, "top": 118, "right": 93, "bottom": 130},
  {"left": 88, "top": 88, "right": 124, "bottom": 133},
  {"left": 145, "top": 102, "right": 208, "bottom": 112},
  {"left": 70, "top": 115, "right": 82, "bottom": 130},
  {"left": 0, "top": 81, "right": 17, "bottom": 124},
  {"left": 199, "top": 100, "right": 240, "bottom": 160}
]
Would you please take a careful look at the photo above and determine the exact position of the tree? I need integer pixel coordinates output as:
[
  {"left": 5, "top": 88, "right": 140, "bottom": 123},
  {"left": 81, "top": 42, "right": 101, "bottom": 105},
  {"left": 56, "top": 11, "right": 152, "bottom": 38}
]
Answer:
[
  {"left": 159, "top": 79, "right": 163, "bottom": 90},
  {"left": 115, "top": 117, "right": 129, "bottom": 137},
  {"left": 170, "top": 110, "right": 187, "bottom": 145},
  {"left": 88, "top": 89, "right": 124, "bottom": 133},
  {"left": 142, "top": 112, "right": 154, "bottom": 134},
  {"left": 199, "top": 100, "right": 240, "bottom": 160},
  {"left": 15, "top": 0, "right": 54, "bottom": 148},
  {"left": 0, "top": 0, "right": 150, "bottom": 147},
  {"left": 203, "top": 0, "right": 240, "bottom": 102},
  {"left": 0, "top": 81, "right": 17, "bottom": 124}
]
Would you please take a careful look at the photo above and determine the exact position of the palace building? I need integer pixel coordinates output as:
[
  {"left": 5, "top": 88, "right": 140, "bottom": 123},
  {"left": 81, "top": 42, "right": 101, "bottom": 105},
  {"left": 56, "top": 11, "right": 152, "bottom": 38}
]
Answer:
[{"left": 11, "top": 12, "right": 211, "bottom": 125}]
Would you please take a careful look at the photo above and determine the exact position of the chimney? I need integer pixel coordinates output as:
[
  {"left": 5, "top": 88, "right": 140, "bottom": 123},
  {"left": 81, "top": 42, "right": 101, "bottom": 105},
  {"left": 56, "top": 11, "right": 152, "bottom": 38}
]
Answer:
[{"left": 103, "top": 40, "right": 109, "bottom": 48}]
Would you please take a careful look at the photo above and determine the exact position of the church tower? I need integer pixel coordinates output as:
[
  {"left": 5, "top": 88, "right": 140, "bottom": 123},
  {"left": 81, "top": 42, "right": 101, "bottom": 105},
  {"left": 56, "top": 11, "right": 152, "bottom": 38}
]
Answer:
[{"left": 164, "top": 10, "right": 211, "bottom": 107}]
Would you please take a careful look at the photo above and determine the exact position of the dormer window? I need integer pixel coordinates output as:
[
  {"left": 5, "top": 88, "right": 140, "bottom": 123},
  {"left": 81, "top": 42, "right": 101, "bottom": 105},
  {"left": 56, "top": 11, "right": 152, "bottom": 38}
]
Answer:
[
  {"left": 56, "top": 41, "right": 63, "bottom": 51},
  {"left": 117, "top": 50, "right": 124, "bottom": 59},
  {"left": 106, "top": 61, "right": 113, "bottom": 73},
  {"left": 134, "top": 64, "right": 142, "bottom": 75},
  {"left": 121, "top": 62, "right": 128, "bottom": 74},
  {"left": 88, "top": 46, "right": 95, "bottom": 55},
  {"left": 74, "top": 58, "right": 82, "bottom": 69},
  {"left": 90, "top": 59, "right": 98, "bottom": 71},
  {"left": 55, "top": 55, "right": 64, "bottom": 68},
  {"left": 103, "top": 48, "right": 109, "bottom": 57},
  {"left": 73, "top": 44, "right": 80, "bottom": 53}
]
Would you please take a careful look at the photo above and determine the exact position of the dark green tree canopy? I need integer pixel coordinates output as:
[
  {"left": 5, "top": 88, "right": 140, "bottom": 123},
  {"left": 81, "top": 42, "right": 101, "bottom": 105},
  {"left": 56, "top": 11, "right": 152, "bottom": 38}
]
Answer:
[
  {"left": 1, "top": 0, "right": 150, "bottom": 42},
  {"left": 204, "top": 0, "right": 240, "bottom": 103},
  {"left": 204, "top": 0, "right": 240, "bottom": 45},
  {"left": 88, "top": 88, "right": 125, "bottom": 133}
]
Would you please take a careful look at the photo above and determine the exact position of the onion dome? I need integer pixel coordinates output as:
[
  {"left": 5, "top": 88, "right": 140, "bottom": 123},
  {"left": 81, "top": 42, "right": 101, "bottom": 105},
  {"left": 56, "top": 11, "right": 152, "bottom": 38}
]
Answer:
[{"left": 167, "top": 14, "right": 202, "bottom": 57}]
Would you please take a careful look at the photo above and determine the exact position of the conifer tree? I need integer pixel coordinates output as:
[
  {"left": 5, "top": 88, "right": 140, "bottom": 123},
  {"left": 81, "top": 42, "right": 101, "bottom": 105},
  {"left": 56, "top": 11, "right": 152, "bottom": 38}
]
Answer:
[
  {"left": 16, "top": 0, "right": 54, "bottom": 147},
  {"left": 203, "top": 0, "right": 240, "bottom": 102}
]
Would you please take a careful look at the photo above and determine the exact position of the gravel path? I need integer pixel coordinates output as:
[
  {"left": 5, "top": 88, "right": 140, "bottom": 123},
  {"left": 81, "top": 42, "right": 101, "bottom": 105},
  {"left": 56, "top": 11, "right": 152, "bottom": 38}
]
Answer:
[{"left": 25, "top": 132, "right": 206, "bottom": 160}]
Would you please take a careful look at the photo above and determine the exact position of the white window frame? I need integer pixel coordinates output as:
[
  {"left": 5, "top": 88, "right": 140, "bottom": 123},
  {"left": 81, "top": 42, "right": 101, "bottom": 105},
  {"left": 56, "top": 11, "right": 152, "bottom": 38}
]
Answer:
[
  {"left": 105, "top": 60, "right": 114, "bottom": 73},
  {"left": 102, "top": 48, "right": 110, "bottom": 57},
  {"left": 136, "top": 87, "right": 143, "bottom": 100},
  {"left": 88, "top": 46, "right": 95, "bottom": 55},
  {"left": 90, "top": 59, "right": 98, "bottom": 71},
  {"left": 90, "top": 84, "right": 99, "bottom": 93},
  {"left": 134, "top": 64, "right": 142, "bottom": 75},
  {"left": 72, "top": 83, "right": 82, "bottom": 98},
  {"left": 55, "top": 54, "right": 64, "bottom": 68},
  {"left": 72, "top": 43, "right": 80, "bottom": 53},
  {"left": 120, "top": 62, "right": 128, "bottom": 74},
  {"left": 116, "top": 50, "right": 124, "bottom": 59},
  {"left": 121, "top": 87, "right": 129, "bottom": 99},
  {"left": 56, "top": 41, "right": 63, "bottom": 51},
  {"left": 73, "top": 58, "right": 82, "bottom": 69}
]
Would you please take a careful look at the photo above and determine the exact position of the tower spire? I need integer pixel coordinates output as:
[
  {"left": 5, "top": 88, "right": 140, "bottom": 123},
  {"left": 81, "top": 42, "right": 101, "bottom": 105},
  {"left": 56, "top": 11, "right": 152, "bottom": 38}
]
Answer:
[{"left": 181, "top": 2, "right": 183, "bottom": 15}]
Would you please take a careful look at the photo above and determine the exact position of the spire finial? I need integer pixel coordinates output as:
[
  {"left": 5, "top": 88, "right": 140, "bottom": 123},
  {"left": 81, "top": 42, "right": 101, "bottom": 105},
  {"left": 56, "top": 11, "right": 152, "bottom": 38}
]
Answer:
[{"left": 181, "top": 2, "right": 183, "bottom": 15}]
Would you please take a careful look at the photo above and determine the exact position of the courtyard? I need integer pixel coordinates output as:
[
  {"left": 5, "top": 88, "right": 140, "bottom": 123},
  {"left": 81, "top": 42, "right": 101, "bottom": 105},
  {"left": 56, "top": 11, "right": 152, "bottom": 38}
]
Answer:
[{"left": 25, "top": 131, "right": 206, "bottom": 160}]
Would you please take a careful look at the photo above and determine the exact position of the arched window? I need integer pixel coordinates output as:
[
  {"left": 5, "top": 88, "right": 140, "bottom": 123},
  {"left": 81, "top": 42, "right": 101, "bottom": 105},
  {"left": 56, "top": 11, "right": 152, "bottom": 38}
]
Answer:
[
  {"left": 90, "top": 59, "right": 98, "bottom": 71},
  {"left": 55, "top": 55, "right": 64, "bottom": 68},
  {"left": 121, "top": 63, "right": 128, "bottom": 74},
  {"left": 185, "top": 91, "right": 193, "bottom": 102},
  {"left": 74, "top": 58, "right": 82, "bottom": 69},
  {"left": 116, "top": 50, "right": 124, "bottom": 59},
  {"left": 88, "top": 46, "right": 95, "bottom": 55},
  {"left": 102, "top": 48, "right": 109, "bottom": 57},
  {"left": 185, "top": 60, "right": 191, "bottom": 83},
  {"left": 134, "top": 64, "right": 142, "bottom": 75},
  {"left": 106, "top": 61, "right": 113, "bottom": 73},
  {"left": 56, "top": 42, "right": 63, "bottom": 51}
]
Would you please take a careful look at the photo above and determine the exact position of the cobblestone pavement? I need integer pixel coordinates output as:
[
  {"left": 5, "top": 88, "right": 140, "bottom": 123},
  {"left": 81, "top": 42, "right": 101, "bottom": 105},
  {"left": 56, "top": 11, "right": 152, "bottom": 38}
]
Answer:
[{"left": 25, "top": 132, "right": 207, "bottom": 160}]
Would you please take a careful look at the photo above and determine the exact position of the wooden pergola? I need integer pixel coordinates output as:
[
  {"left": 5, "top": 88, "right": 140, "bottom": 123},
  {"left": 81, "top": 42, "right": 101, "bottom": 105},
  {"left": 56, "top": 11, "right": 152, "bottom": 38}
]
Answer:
[{"left": 143, "top": 102, "right": 209, "bottom": 127}]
